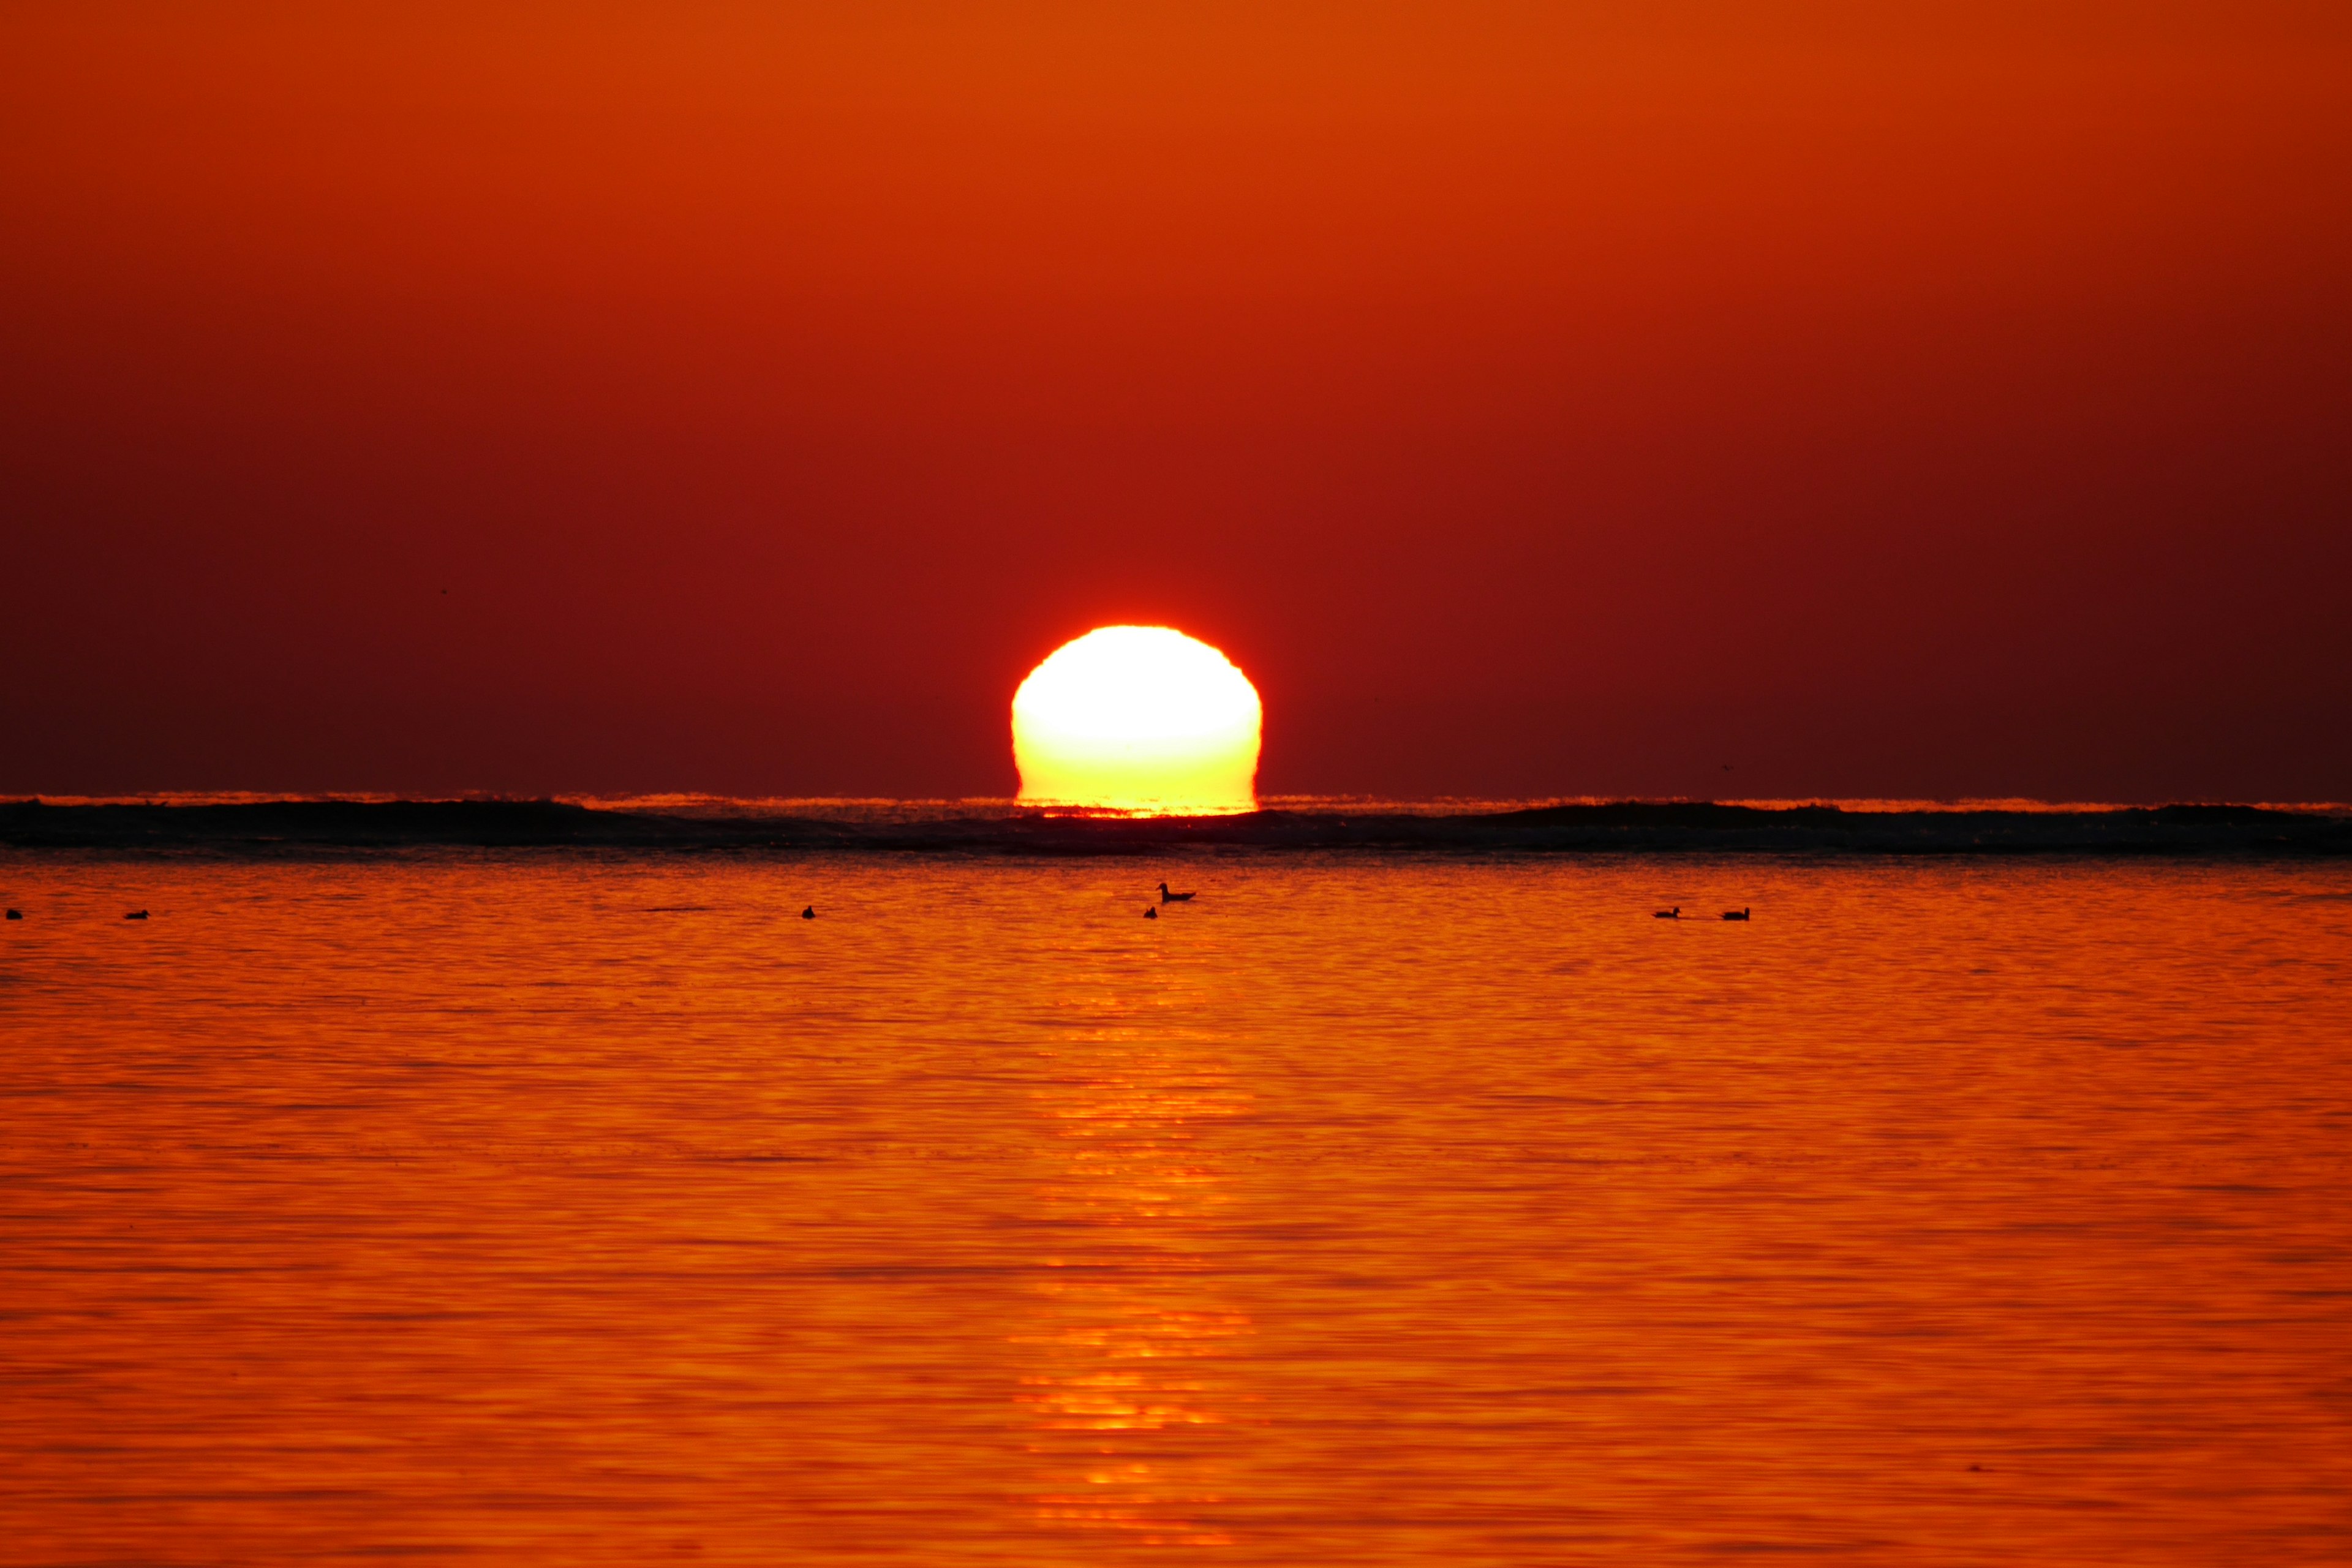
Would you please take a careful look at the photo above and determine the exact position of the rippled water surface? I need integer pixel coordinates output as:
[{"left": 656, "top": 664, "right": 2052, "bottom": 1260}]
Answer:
[{"left": 2, "top": 853, "right": 2348, "bottom": 1564}]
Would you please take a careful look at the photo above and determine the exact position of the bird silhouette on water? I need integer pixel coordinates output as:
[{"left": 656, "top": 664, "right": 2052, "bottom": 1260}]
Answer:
[
  {"left": 4, "top": 909, "right": 20, "bottom": 921},
  {"left": 1144, "top": 906, "right": 1158, "bottom": 919},
  {"left": 1723, "top": 908, "right": 1751, "bottom": 921},
  {"left": 1653, "top": 906, "right": 1680, "bottom": 919},
  {"left": 1158, "top": 882, "right": 1196, "bottom": 903},
  {"left": 801, "top": 906, "right": 815, "bottom": 920},
  {"left": 125, "top": 910, "right": 148, "bottom": 921}
]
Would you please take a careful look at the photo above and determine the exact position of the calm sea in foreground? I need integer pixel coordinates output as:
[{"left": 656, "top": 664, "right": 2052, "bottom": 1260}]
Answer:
[{"left": 3, "top": 843, "right": 2348, "bottom": 1564}]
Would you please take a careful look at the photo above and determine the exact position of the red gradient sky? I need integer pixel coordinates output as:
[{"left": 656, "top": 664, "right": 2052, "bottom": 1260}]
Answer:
[{"left": 4, "top": 3, "right": 2348, "bottom": 801}]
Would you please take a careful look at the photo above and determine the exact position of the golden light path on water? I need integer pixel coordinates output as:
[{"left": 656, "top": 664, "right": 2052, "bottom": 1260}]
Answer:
[{"left": 1, "top": 851, "right": 2349, "bottom": 1563}]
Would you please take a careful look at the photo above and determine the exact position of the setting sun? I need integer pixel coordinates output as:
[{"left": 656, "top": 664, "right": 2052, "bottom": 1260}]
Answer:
[{"left": 1011, "top": 627, "right": 1262, "bottom": 813}]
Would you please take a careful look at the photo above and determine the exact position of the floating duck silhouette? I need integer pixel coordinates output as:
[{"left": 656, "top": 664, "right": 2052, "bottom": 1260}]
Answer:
[
  {"left": 1158, "top": 882, "right": 1195, "bottom": 903},
  {"left": 1723, "top": 908, "right": 1751, "bottom": 921},
  {"left": 4, "top": 909, "right": 19, "bottom": 921},
  {"left": 1144, "top": 905, "right": 1158, "bottom": 919},
  {"left": 801, "top": 906, "right": 815, "bottom": 919},
  {"left": 125, "top": 910, "right": 148, "bottom": 921},
  {"left": 1653, "top": 906, "right": 1680, "bottom": 920}
]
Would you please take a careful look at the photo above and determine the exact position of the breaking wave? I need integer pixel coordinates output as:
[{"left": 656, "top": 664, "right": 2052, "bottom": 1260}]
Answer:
[{"left": 2, "top": 796, "right": 2345, "bottom": 855}]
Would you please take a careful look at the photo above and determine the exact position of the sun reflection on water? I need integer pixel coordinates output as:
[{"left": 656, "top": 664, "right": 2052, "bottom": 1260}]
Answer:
[
  {"left": 1017, "top": 982, "right": 1254, "bottom": 1548},
  {"left": 2, "top": 855, "right": 2349, "bottom": 1562}
]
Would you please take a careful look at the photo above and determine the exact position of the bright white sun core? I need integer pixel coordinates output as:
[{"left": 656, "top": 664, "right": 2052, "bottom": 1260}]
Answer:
[{"left": 1012, "top": 626, "right": 1262, "bottom": 814}]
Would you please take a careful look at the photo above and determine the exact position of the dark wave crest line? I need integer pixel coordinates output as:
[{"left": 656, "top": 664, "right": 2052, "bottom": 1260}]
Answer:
[{"left": 1, "top": 797, "right": 2345, "bottom": 856}]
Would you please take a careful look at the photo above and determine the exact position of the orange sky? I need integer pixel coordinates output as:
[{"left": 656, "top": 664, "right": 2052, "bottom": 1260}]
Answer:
[{"left": 4, "top": 4, "right": 2348, "bottom": 799}]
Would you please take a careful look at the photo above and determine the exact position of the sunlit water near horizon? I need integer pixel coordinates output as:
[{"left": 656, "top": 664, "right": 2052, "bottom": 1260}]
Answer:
[
  {"left": 16, "top": 793, "right": 2352, "bottom": 815},
  {"left": 3, "top": 850, "right": 2348, "bottom": 1564}
]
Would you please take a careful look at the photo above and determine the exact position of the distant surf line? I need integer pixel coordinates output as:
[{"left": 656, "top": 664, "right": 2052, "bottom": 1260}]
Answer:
[{"left": 1, "top": 796, "right": 2344, "bottom": 856}]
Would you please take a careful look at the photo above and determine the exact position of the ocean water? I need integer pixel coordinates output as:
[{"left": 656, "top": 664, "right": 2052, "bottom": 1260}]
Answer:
[{"left": 2, "top": 848, "right": 2348, "bottom": 1564}]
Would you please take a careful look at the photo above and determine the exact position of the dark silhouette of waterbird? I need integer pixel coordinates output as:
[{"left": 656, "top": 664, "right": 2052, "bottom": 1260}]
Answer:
[
  {"left": 1724, "top": 908, "right": 1751, "bottom": 921},
  {"left": 801, "top": 906, "right": 815, "bottom": 919},
  {"left": 1653, "top": 906, "right": 1680, "bottom": 919},
  {"left": 1144, "top": 905, "right": 1158, "bottom": 919},
  {"left": 1158, "top": 882, "right": 1195, "bottom": 903},
  {"left": 4, "top": 909, "right": 19, "bottom": 921},
  {"left": 126, "top": 910, "right": 148, "bottom": 921}
]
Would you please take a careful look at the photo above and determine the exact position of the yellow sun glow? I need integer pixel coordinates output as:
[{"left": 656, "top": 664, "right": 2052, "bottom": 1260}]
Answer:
[{"left": 1012, "top": 627, "right": 1262, "bottom": 813}]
